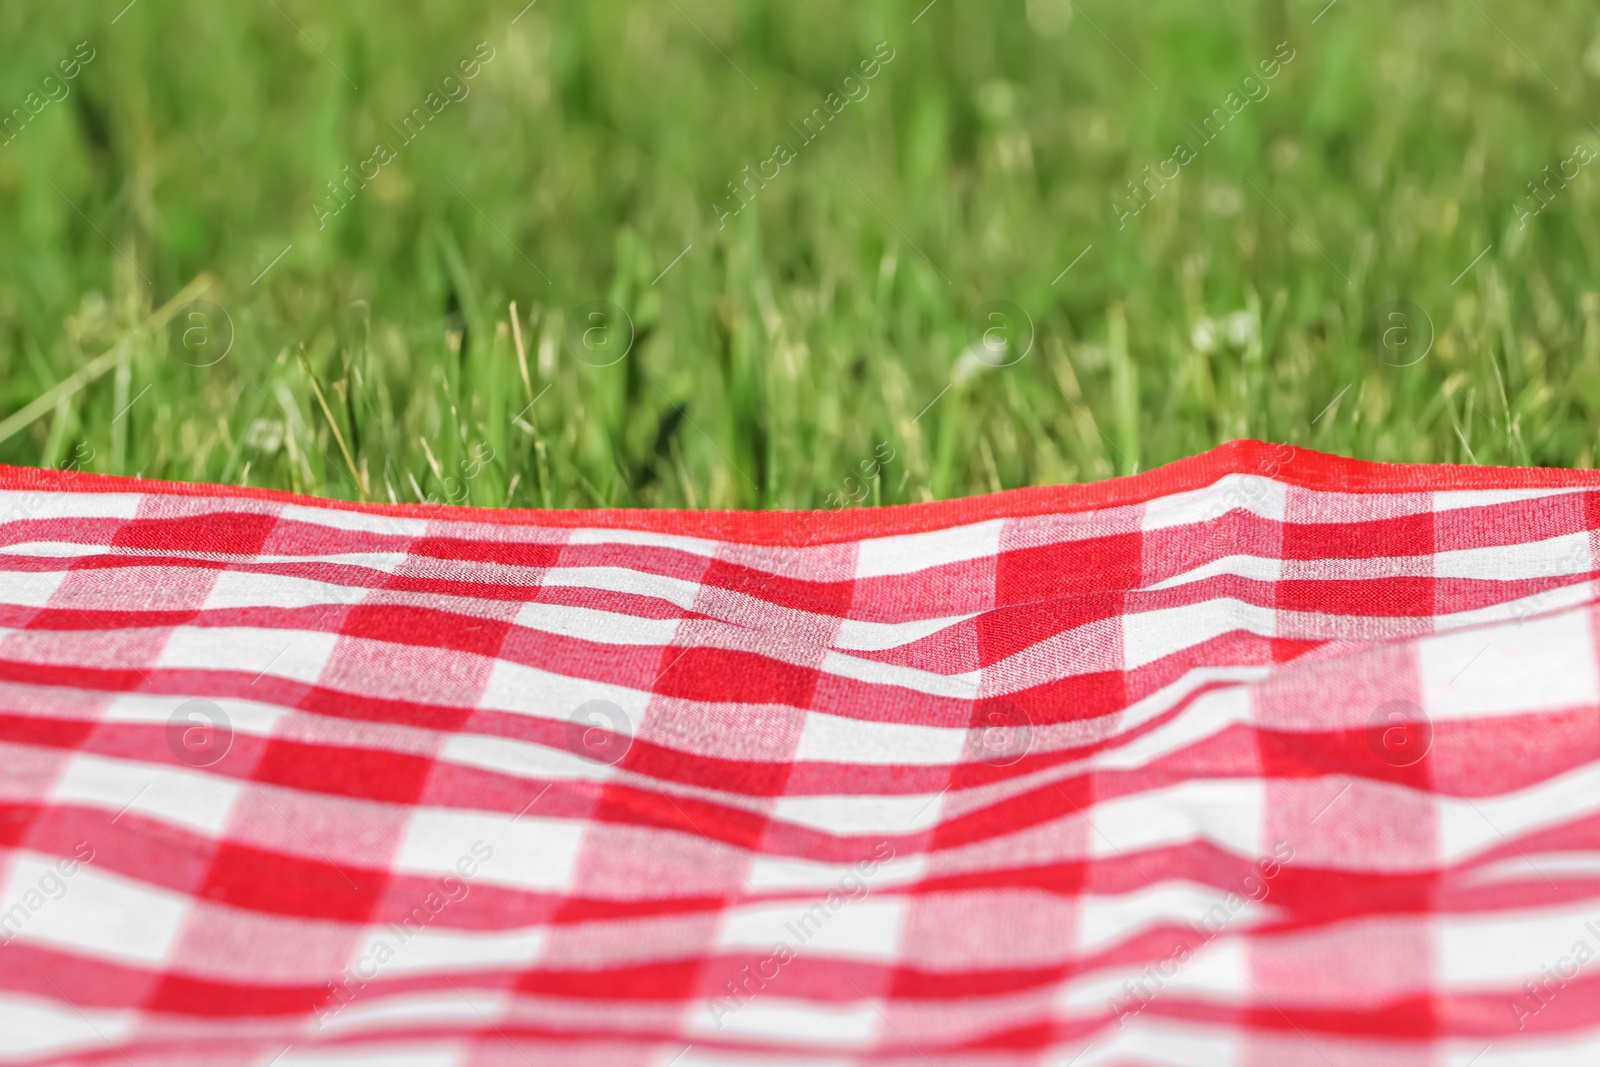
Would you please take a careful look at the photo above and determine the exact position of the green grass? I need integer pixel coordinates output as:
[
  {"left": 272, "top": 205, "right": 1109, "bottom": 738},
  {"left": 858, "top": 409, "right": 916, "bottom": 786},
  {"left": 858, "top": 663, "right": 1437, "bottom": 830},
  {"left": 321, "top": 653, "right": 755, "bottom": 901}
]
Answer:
[{"left": 2, "top": 0, "right": 1600, "bottom": 509}]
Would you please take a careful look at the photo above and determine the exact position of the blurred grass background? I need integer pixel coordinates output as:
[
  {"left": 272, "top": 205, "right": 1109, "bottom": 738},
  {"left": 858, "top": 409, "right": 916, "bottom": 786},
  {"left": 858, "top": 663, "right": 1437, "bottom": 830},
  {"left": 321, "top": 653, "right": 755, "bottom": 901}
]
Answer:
[{"left": 2, "top": 0, "right": 1599, "bottom": 509}]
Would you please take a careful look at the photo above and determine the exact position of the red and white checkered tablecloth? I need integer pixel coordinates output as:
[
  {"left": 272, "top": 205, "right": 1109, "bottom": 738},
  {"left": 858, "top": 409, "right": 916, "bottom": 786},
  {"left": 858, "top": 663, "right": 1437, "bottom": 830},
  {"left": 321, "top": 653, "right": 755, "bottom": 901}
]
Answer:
[{"left": 3, "top": 439, "right": 1600, "bottom": 1065}]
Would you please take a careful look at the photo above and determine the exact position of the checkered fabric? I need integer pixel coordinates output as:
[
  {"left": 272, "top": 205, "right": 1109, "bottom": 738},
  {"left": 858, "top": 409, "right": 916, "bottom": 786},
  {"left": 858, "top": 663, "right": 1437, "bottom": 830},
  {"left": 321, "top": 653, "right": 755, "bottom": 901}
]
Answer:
[{"left": 5, "top": 439, "right": 1600, "bottom": 1066}]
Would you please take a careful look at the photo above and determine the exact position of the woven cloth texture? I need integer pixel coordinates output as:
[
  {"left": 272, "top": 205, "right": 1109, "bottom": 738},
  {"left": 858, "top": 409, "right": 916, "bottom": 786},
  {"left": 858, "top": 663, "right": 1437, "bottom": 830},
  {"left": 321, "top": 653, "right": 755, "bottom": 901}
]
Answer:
[{"left": 1, "top": 440, "right": 1597, "bottom": 1065}]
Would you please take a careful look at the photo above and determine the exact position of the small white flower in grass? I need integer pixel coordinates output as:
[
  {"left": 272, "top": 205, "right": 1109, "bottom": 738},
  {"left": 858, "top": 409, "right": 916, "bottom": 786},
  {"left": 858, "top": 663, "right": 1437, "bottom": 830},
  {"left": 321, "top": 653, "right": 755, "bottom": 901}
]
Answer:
[
  {"left": 244, "top": 418, "right": 285, "bottom": 455},
  {"left": 1203, "top": 184, "right": 1243, "bottom": 217},
  {"left": 952, "top": 346, "right": 990, "bottom": 385},
  {"left": 1225, "top": 310, "right": 1257, "bottom": 348},
  {"left": 1025, "top": 0, "right": 1073, "bottom": 36}
]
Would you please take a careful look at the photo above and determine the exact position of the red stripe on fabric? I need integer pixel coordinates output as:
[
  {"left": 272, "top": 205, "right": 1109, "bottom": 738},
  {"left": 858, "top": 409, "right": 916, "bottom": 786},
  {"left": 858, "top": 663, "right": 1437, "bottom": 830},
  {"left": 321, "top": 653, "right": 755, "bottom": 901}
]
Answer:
[{"left": 10, "top": 439, "right": 1600, "bottom": 543}]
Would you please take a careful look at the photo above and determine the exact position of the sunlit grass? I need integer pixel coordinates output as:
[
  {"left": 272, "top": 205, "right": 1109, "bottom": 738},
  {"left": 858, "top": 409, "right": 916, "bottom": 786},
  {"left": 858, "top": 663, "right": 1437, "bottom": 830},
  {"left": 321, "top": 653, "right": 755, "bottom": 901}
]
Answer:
[{"left": 1, "top": 0, "right": 1598, "bottom": 508}]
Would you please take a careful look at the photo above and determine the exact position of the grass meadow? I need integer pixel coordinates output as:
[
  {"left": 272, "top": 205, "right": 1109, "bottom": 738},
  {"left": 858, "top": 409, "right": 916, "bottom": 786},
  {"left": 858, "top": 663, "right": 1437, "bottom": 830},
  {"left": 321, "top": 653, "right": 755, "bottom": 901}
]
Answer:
[{"left": 1, "top": 0, "right": 1598, "bottom": 508}]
